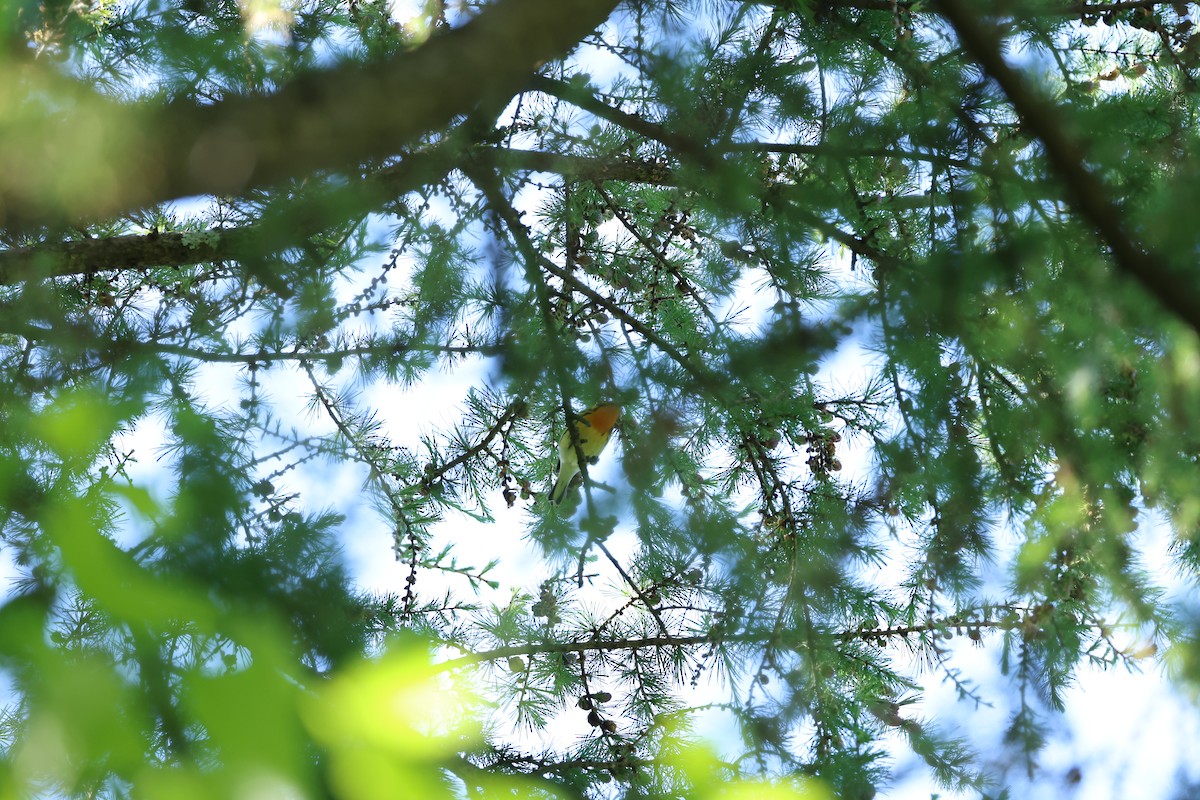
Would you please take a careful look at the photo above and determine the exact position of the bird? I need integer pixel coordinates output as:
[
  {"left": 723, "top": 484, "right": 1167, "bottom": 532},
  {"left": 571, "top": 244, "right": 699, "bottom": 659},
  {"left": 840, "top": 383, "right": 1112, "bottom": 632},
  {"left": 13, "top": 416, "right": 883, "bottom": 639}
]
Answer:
[{"left": 549, "top": 403, "right": 621, "bottom": 506}]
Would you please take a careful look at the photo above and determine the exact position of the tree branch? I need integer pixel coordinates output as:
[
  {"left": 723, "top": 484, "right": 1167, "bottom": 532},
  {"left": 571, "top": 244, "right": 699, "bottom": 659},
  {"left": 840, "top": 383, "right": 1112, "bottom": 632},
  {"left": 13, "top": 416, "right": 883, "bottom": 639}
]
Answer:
[
  {"left": 439, "top": 602, "right": 1086, "bottom": 670},
  {"left": 752, "top": 0, "right": 1189, "bottom": 13},
  {"left": 0, "top": 146, "right": 672, "bottom": 283},
  {"left": 1, "top": 0, "right": 620, "bottom": 230},
  {"left": 528, "top": 75, "right": 715, "bottom": 165},
  {"left": 1, "top": 140, "right": 1014, "bottom": 285},
  {"left": 146, "top": 339, "right": 501, "bottom": 365},
  {"left": 935, "top": 0, "right": 1200, "bottom": 334}
]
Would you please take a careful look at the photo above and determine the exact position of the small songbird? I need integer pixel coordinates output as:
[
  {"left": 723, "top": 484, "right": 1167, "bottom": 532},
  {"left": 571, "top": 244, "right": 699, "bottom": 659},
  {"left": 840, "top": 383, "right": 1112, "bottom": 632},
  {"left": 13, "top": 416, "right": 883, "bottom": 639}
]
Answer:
[{"left": 549, "top": 403, "right": 621, "bottom": 506}]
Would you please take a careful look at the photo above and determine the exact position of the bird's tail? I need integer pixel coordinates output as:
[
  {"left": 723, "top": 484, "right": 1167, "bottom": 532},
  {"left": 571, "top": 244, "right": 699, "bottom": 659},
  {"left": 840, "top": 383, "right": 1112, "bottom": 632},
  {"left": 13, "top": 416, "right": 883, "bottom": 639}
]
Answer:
[{"left": 549, "top": 471, "right": 572, "bottom": 505}]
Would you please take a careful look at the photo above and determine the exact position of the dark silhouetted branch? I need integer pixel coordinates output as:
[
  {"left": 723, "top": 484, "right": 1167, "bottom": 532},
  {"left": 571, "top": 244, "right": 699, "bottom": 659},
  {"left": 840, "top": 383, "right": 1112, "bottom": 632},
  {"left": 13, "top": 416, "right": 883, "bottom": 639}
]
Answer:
[{"left": 936, "top": 0, "right": 1200, "bottom": 334}]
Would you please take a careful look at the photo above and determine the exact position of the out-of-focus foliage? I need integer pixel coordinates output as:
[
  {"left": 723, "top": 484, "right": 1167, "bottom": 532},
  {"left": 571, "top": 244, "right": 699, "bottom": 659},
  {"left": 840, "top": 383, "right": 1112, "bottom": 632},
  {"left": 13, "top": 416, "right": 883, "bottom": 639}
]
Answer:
[{"left": 2, "top": 0, "right": 1200, "bottom": 797}]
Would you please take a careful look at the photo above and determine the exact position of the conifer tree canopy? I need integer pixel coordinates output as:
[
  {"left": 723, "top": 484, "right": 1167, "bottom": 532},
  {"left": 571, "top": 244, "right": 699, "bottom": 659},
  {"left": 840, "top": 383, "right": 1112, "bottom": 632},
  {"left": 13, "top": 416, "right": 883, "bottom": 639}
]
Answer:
[{"left": 3, "top": 0, "right": 1200, "bottom": 797}]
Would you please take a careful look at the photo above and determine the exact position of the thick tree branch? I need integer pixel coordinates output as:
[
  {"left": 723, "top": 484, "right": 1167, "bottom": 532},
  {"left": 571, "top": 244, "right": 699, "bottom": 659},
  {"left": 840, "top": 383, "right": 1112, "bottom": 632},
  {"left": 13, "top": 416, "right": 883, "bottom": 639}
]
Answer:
[
  {"left": 1, "top": 145, "right": 976, "bottom": 282},
  {"left": 0, "top": 147, "right": 672, "bottom": 283},
  {"left": 0, "top": 141, "right": 470, "bottom": 283},
  {"left": 0, "top": 0, "right": 620, "bottom": 230},
  {"left": 935, "top": 0, "right": 1200, "bottom": 334},
  {"left": 753, "top": 0, "right": 1189, "bottom": 13},
  {"left": 0, "top": 231, "right": 239, "bottom": 282}
]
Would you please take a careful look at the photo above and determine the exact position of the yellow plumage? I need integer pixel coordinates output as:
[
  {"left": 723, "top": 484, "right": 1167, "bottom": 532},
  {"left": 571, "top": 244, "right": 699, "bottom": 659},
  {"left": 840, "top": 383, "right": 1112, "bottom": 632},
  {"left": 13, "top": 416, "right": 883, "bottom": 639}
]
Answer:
[{"left": 550, "top": 403, "right": 620, "bottom": 505}]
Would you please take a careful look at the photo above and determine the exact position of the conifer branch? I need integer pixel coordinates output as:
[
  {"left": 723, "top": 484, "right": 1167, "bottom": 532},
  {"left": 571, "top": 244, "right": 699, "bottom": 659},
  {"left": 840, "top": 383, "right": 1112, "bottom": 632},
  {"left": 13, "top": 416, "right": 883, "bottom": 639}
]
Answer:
[
  {"left": 751, "top": 0, "right": 1187, "bottom": 13},
  {"left": 528, "top": 76, "right": 715, "bottom": 165},
  {"left": 445, "top": 603, "right": 1112, "bottom": 669},
  {"left": 146, "top": 339, "right": 501, "bottom": 365},
  {"left": 419, "top": 402, "right": 525, "bottom": 487},
  {"left": 0, "top": 146, "right": 1009, "bottom": 283},
  {"left": 594, "top": 541, "right": 672, "bottom": 637},
  {"left": 935, "top": 0, "right": 1200, "bottom": 333}
]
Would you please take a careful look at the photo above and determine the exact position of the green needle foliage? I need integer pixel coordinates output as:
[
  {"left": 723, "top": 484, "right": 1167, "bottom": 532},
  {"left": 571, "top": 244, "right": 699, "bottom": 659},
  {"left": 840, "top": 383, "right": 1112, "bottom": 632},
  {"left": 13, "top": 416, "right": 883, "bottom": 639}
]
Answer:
[{"left": 2, "top": 0, "right": 1200, "bottom": 797}]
